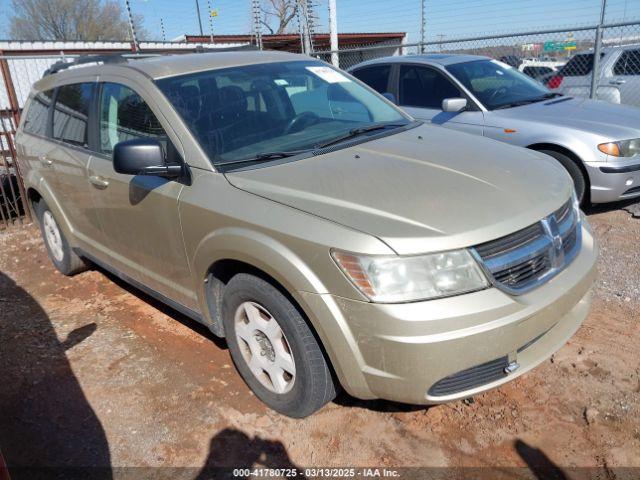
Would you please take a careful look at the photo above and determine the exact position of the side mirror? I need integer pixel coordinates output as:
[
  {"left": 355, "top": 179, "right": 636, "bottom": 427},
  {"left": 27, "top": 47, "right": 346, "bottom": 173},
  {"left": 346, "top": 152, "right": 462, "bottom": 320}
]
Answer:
[
  {"left": 113, "top": 139, "right": 181, "bottom": 178},
  {"left": 382, "top": 92, "right": 397, "bottom": 104},
  {"left": 442, "top": 97, "right": 468, "bottom": 113}
]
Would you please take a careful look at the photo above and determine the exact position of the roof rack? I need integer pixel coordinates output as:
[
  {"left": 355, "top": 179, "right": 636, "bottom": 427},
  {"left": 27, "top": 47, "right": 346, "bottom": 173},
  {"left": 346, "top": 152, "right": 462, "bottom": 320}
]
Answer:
[{"left": 42, "top": 53, "right": 128, "bottom": 77}]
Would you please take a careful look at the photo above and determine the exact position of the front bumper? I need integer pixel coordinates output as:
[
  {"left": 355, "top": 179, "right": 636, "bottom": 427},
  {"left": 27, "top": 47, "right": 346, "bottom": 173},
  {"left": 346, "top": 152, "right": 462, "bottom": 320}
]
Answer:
[
  {"left": 300, "top": 225, "right": 597, "bottom": 404},
  {"left": 586, "top": 159, "right": 640, "bottom": 203}
]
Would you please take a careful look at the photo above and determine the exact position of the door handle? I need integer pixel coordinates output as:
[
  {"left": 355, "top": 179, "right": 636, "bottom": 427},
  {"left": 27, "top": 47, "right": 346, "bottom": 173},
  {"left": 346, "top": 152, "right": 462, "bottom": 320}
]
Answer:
[
  {"left": 89, "top": 175, "right": 109, "bottom": 189},
  {"left": 39, "top": 155, "right": 52, "bottom": 166},
  {"left": 610, "top": 80, "right": 626, "bottom": 85}
]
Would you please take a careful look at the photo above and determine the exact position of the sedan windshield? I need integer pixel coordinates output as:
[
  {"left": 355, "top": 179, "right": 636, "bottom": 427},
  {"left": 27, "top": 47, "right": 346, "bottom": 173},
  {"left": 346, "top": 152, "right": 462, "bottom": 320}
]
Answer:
[
  {"left": 446, "top": 59, "right": 554, "bottom": 110},
  {"left": 156, "top": 61, "right": 409, "bottom": 167}
]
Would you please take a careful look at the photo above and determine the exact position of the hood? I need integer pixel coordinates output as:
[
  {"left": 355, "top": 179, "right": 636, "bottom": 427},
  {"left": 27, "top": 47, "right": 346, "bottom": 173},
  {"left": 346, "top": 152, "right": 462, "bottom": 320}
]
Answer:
[
  {"left": 225, "top": 124, "right": 573, "bottom": 255},
  {"left": 489, "top": 96, "right": 640, "bottom": 139}
]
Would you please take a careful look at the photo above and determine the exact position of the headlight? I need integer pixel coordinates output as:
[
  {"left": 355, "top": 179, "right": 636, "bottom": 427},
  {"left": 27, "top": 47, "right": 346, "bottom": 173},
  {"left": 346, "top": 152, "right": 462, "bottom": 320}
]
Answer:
[
  {"left": 331, "top": 249, "right": 489, "bottom": 303},
  {"left": 598, "top": 138, "right": 640, "bottom": 158}
]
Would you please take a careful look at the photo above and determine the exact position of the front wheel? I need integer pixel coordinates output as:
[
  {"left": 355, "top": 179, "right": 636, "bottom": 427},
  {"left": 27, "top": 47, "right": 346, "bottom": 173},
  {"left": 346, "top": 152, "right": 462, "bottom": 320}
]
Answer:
[
  {"left": 539, "top": 149, "right": 588, "bottom": 205},
  {"left": 222, "top": 273, "right": 337, "bottom": 418}
]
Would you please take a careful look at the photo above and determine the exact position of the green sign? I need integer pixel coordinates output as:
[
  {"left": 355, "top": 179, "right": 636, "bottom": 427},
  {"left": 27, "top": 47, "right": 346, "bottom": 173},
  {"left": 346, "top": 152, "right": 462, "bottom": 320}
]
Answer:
[{"left": 544, "top": 41, "right": 577, "bottom": 52}]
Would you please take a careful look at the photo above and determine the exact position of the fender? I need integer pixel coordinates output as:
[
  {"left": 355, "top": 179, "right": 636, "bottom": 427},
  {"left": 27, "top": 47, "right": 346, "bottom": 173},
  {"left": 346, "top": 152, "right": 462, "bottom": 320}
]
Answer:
[
  {"left": 191, "top": 226, "right": 373, "bottom": 398},
  {"left": 24, "top": 172, "right": 76, "bottom": 244}
]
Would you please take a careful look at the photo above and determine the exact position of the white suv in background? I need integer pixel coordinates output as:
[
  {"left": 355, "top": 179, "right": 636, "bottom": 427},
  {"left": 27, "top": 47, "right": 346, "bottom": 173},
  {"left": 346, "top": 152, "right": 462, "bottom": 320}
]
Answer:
[{"left": 548, "top": 44, "right": 640, "bottom": 107}]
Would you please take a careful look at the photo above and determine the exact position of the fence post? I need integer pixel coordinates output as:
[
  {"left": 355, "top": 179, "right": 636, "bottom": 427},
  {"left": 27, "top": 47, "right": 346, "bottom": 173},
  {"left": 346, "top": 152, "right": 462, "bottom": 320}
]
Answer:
[
  {"left": 589, "top": 25, "right": 603, "bottom": 99},
  {"left": 0, "top": 51, "right": 21, "bottom": 127},
  {"left": 590, "top": 0, "right": 607, "bottom": 99}
]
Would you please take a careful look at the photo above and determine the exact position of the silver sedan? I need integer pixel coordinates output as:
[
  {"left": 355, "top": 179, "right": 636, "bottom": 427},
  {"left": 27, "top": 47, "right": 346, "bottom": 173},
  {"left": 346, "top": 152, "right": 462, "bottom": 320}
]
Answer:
[{"left": 349, "top": 54, "right": 640, "bottom": 204}]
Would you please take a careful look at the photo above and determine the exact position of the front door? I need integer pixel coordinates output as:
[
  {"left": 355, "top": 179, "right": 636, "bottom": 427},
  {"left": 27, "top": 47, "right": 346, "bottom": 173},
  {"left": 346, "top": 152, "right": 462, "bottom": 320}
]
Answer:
[
  {"left": 396, "top": 64, "right": 484, "bottom": 135},
  {"left": 87, "top": 81, "right": 193, "bottom": 307}
]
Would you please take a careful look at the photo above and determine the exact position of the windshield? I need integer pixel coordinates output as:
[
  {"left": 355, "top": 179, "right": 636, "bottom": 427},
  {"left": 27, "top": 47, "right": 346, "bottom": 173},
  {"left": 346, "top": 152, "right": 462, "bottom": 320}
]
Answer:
[
  {"left": 446, "top": 59, "right": 551, "bottom": 110},
  {"left": 156, "top": 60, "right": 409, "bottom": 166}
]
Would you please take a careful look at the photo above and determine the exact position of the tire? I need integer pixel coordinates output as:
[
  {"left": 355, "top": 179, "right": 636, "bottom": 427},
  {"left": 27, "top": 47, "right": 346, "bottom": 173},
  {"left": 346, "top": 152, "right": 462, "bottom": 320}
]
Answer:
[
  {"left": 539, "top": 149, "right": 588, "bottom": 205},
  {"left": 36, "top": 200, "right": 88, "bottom": 276},
  {"left": 222, "top": 273, "right": 336, "bottom": 418}
]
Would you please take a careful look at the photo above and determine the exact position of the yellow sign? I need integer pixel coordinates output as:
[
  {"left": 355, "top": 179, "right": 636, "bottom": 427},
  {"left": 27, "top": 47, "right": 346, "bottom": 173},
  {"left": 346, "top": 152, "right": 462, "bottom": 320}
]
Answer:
[{"left": 211, "top": 10, "right": 218, "bottom": 17}]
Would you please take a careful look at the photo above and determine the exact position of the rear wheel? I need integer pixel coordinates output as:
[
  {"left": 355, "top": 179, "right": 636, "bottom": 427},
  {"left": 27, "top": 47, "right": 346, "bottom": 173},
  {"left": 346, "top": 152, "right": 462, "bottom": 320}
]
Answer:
[
  {"left": 222, "top": 273, "right": 336, "bottom": 418},
  {"left": 539, "top": 149, "right": 588, "bottom": 205},
  {"left": 36, "top": 200, "right": 88, "bottom": 276}
]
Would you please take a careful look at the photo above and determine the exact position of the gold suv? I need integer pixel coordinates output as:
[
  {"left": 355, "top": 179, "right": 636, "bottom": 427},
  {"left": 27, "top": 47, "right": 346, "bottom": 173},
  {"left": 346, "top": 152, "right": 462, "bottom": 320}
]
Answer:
[{"left": 16, "top": 51, "right": 597, "bottom": 417}]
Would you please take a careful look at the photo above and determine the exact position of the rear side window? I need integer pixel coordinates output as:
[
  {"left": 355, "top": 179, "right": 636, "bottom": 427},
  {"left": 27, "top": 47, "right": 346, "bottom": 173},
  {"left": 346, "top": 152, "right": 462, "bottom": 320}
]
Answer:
[
  {"left": 613, "top": 50, "right": 640, "bottom": 75},
  {"left": 23, "top": 90, "right": 53, "bottom": 136},
  {"left": 399, "top": 65, "right": 461, "bottom": 109},
  {"left": 351, "top": 65, "right": 391, "bottom": 94},
  {"left": 53, "top": 83, "right": 94, "bottom": 147},
  {"left": 560, "top": 53, "right": 596, "bottom": 76},
  {"left": 98, "top": 83, "right": 168, "bottom": 155}
]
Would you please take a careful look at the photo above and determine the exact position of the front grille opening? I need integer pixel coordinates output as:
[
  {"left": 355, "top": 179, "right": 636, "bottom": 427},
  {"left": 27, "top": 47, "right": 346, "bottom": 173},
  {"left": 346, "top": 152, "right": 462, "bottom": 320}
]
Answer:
[
  {"left": 428, "top": 356, "right": 508, "bottom": 397},
  {"left": 493, "top": 253, "right": 551, "bottom": 288},
  {"left": 622, "top": 185, "right": 640, "bottom": 196},
  {"left": 472, "top": 198, "right": 580, "bottom": 293},
  {"left": 474, "top": 222, "right": 544, "bottom": 259},
  {"left": 428, "top": 330, "right": 549, "bottom": 397}
]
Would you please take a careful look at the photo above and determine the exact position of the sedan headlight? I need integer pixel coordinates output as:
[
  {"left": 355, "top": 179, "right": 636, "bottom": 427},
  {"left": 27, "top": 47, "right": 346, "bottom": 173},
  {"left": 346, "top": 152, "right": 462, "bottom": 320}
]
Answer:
[
  {"left": 598, "top": 138, "right": 640, "bottom": 158},
  {"left": 331, "top": 249, "right": 489, "bottom": 303}
]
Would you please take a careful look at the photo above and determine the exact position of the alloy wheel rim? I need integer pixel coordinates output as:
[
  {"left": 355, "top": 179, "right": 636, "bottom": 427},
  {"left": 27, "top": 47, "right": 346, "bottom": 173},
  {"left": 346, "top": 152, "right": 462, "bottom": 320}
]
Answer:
[
  {"left": 43, "top": 211, "right": 64, "bottom": 262},
  {"left": 234, "top": 301, "right": 296, "bottom": 394}
]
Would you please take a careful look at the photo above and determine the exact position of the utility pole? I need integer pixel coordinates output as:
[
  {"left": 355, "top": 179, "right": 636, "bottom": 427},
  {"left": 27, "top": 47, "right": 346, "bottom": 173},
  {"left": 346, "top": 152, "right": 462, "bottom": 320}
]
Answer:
[
  {"left": 420, "top": 0, "right": 426, "bottom": 53},
  {"left": 207, "top": 0, "right": 214, "bottom": 43},
  {"left": 160, "top": 18, "right": 166, "bottom": 42},
  {"left": 251, "top": 0, "right": 263, "bottom": 50},
  {"left": 328, "top": 0, "right": 338, "bottom": 67},
  {"left": 300, "top": 0, "right": 316, "bottom": 55},
  {"left": 124, "top": 0, "right": 140, "bottom": 53},
  {"left": 195, "top": 0, "right": 204, "bottom": 36},
  {"left": 590, "top": 0, "right": 607, "bottom": 99}
]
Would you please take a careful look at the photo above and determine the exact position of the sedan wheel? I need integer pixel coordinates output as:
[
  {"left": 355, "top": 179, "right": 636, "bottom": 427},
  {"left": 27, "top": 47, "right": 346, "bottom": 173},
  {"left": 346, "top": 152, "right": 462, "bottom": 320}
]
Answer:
[{"left": 234, "top": 301, "right": 296, "bottom": 394}]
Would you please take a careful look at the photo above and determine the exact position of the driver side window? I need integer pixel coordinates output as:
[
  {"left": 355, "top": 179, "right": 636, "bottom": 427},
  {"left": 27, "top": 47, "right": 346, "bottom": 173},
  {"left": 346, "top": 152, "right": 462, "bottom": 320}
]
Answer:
[
  {"left": 399, "top": 65, "right": 462, "bottom": 109},
  {"left": 99, "top": 83, "right": 168, "bottom": 155}
]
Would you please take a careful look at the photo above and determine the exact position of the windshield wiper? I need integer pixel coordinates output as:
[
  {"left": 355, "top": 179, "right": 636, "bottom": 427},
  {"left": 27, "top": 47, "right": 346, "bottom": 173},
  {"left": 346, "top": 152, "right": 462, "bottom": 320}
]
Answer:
[
  {"left": 221, "top": 149, "right": 313, "bottom": 166},
  {"left": 315, "top": 122, "right": 408, "bottom": 149},
  {"left": 494, "top": 92, "right": 564, "bottom": 110}
]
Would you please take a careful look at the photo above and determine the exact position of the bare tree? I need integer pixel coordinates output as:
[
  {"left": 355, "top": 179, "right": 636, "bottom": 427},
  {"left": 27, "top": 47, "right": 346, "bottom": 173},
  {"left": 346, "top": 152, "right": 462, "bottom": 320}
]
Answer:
[
  {"left": 260, "top": 0, "right": 299, "bottom": 35},
  {"left": 9, "top": 0, "right": 148, "bottom": 41}
]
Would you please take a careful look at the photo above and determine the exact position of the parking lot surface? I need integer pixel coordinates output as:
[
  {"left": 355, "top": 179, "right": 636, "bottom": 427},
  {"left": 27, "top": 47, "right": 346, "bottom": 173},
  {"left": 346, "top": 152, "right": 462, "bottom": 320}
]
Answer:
[{"left": 0, "top": 204, "right": 638, "bottom": 475}]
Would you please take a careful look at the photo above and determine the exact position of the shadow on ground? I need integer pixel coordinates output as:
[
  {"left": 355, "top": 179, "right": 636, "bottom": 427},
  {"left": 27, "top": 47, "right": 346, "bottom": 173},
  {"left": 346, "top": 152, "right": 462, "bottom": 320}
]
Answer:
[
  {"left": 95, "top": 265, "right": 228, "bottom": 351},
  {"left": 0, "top": 271, "right": 112, "bottom": 479},
  {"left": 584, "top": 198, "right": 640, "bottom": 218},
  {"left": 515, "top": 439, "right": 567, "bottom": 480},
  {"left": 195, "top": 428, "right": 304, "bottom": 480}
]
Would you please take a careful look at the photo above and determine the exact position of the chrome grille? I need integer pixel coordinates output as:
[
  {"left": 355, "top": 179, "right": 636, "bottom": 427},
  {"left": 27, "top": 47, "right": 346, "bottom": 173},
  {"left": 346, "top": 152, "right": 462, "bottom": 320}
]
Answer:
[{"left": 472, "top": 197, "right": 582, "bottom": 294}]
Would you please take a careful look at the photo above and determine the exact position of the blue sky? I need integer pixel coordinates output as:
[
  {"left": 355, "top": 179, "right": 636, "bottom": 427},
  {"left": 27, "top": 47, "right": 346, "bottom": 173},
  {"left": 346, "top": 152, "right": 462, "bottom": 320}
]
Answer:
[{"left": 1, "top": 0, "right": 639, "bottom": 42}]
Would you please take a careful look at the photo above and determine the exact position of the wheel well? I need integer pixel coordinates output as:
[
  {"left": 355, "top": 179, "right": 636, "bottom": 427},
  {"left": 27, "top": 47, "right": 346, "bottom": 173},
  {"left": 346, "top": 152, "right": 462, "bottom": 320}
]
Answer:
[
  {"left": 26, "top": 188, "right": 42, "bottom": 211},
  {"left": 205, "top": 260, "right": 302, "bottom": 337},
  {"left": 527, "top": 143, "right": 590, "bottom": 193}
]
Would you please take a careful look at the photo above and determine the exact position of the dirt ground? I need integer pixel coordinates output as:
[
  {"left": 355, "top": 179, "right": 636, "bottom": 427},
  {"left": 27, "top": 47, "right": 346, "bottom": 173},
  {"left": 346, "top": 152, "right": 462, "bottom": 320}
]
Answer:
[{"left": 0, "top": 202, "right": 639, "bottom": 478}]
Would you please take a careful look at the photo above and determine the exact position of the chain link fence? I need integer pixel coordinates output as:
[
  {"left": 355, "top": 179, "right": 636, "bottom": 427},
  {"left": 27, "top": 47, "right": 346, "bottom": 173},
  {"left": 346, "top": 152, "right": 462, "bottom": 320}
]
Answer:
[{"left": 312, "top": 21, "right": 640, "bottom": 108}]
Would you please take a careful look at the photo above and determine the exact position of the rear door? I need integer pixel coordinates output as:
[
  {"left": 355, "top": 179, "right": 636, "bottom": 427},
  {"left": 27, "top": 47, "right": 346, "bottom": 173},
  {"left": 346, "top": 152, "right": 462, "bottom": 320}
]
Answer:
[
  {"left": 610, "top": 48, "right": 640, "bottom": 107},
  {"left": 350, "top": 64, "right": 394, "bottom": 98},
  {"left": 394, "top": 64, "right": 484, "bottom": 135},
  {"left": 48, "top": 81, "right": 104, "bottom": 246},
  {"left": 16, "top": 89, "right": 55, "bottom": 203},
  {"left": 87, "top": 79, "right": 193, "bottom": 307}
]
